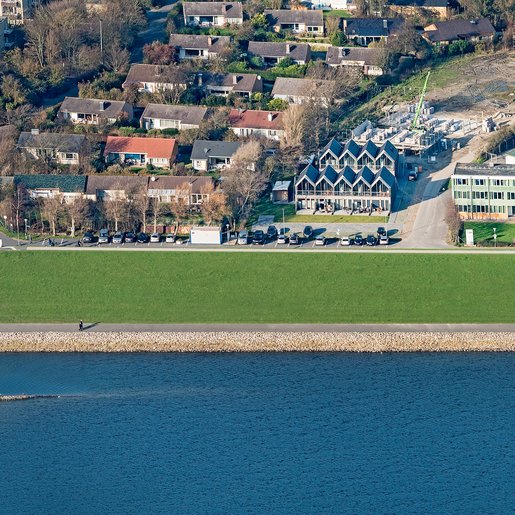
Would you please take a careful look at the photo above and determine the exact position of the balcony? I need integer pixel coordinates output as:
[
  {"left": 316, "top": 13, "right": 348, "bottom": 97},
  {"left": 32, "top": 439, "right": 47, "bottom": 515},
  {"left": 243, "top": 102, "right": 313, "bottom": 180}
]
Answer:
[{"left": 296, "top": 190, "right": 390, "bottom": 197}]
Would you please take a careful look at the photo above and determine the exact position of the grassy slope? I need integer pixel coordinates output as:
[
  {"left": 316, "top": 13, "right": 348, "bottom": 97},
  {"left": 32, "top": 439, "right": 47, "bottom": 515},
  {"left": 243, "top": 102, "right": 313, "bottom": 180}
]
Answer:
[
  {"left": 1, "top": 252, "right": 514, "bottom": 323},
  {"left": 464, "top": 222, "right": 515, "bottom": 244}
]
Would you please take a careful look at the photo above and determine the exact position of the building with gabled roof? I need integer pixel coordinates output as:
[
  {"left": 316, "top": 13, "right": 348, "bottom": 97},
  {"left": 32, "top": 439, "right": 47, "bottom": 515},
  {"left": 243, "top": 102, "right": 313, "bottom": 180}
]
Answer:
[
  {"left": 247, "top": 41, "right": 311, "bottom": 65},
  {"left": 147, "top": 175, "right": 215, "bottom": 208},
  {"left": 228, "top": 109, "right": 284, "bottom": 141},
  {"left": 271, "top": 77, "right": 339, "bottom": 105},
  {"left": 342, "top": 18, "right": 404, "bottom": 46},
  {"left": 12, "top": 174, "right": 87, "bottom": 202},
  {"left": 204, "top": 73, "right": 263, "bottom": 98},
  {"left": 387, "top": 0, "right": 449, "bottom": 19},
  {"left": 422, "top": 18, "right": 495, "bottom": 45},
  {"left": 122, "top": 64, "right": 188, "bottom": 94},
  {"left": 58, "top": 97, "right": 134, "bottom": 126},
  {"left": 264, "top": 9, "right": 324, "bottom": 36},
  {"left": 169, "top": 34, "right": 232, "bottom": 60},
  {"left": 104, "top": 136, "right": 178, "bottom": 168},
  {"left": 183, "top": 2, "right": 243, "bottom": 27},
  {"left": 191, "top": 139, "right": 242, "bottom": 171},
  {"left": 326, "top": 46, "right": 385, "bottom": 76},
  {"left": 140, "top": 104, "right": 208, "bottom": 131}
]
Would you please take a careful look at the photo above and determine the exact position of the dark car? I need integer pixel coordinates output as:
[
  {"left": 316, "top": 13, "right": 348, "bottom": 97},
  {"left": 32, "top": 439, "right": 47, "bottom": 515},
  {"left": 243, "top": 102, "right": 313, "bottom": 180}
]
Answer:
[
  {"left": 377, "top": 227, "right": 386, "bottom": 237},
  {"left": 266, "top": 225, "right": 278, "bottom": 241},
  {"left": 303, "top": 226, "right": 313, "bottom": 239},
  {"left": 137, "top": 232, "right": 149, "bottom": 243},
  {"left": 82, "top": 231, "right": 95, "bottom": 243},
  {"left": 252, "top": 230, "right": 265, "bottom": 245},
  {"left": 289, "top": 233, "right": 300, "bottom": 245},
  {"left": 366, "top": 234, "right": 377, "bottom": 246},
  {"left": 354, "top": 234, "right": 364, "bottom": 246},
  {"left": 125, "top": 232, "right": 136, "bottom": 243},
  {"left": 408, "top": 170, "right": 418, "bottom": 181}
]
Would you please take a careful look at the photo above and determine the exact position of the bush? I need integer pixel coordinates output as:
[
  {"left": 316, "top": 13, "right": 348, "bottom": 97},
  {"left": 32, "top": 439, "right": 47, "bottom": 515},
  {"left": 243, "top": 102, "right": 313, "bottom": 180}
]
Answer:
[
  {"left": 204, "top": 95, "right": 227, "bottom": 107},
  {"left": 448, "top": 40, "right": 474, "bottom": 56},
  {"left": 118, "top": 127, "right": 136, "bottom": 136},
  {"left": 161, "top": 128, "right": 179, "bottom": 136},
  {"left": 330, "top": 32, "right": 347, "bottom": 46}
]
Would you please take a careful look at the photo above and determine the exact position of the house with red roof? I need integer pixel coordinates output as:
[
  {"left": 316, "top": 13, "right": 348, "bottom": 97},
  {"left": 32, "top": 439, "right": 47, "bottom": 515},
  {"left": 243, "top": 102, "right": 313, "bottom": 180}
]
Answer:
[
  {"left": 228, "top": 109, "right": 284, "bottom": 141},
  {"left": 104, "top": 136, "right": 178, "bottom": 168}
]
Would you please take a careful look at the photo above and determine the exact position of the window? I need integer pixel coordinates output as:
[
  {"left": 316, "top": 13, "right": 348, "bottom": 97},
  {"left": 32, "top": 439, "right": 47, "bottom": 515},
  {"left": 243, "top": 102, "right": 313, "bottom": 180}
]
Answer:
[
  {"left": 490, "top": 191, "right": 504, "bottom": 200},
  {"left": 65, "top": 153, "right": 75, "bottom": 160},
  {"left": 474, "top": 179, "right": 485, "bottom": 186},
  {"left": 160, "top": 119, "right": 180, "bottom": 129},
  {"left": 492, "top": 179, "right": 506, "bottom": 186},
  {"left": 455, "top": 178, "right": 468, "bottom": 185},
  {"left": 473, "top": 191, "right": 487, "bottom": 199},
  {"left": 508, "top": 192, "right": 515, "bottom": 200}
]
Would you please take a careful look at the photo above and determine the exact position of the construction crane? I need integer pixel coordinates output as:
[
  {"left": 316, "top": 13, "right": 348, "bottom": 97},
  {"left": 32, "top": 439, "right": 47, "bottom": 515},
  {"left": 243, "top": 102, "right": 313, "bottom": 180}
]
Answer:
[{"left": 410, "top": 71, "right": 431, "bottom": 131}]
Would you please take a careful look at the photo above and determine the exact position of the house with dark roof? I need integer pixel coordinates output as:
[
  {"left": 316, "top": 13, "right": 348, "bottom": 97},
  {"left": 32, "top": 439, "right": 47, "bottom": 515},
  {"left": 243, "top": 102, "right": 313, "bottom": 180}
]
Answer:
[
  {"left": 147, "top": 175, "right": 215, "bottom": 209},
  {"left": 17, "top": 130, "right": 88, "bottom": 166},
  {"left": 84, "top": 175, "right": 150, "bottom": 201},
  {"left": 422, "top": 18, "right": 495, "bottom": 45},
  {"left": 295, "top": 138, "right": 399, "bottom": 214},
  {"left": 122, "top": 64, "right": 188, "bottom": 94},
  {"left": 58, "top": 97, "right": 134, "bottom": 126},
  {"left": 204, "top": 73, "right": 263, "bottom": 98},
  {"left": 271, "top": 77, "right": 339, "bottom": 105},
  {"left": 104, "top": 136, "right": 178, "bottom": 168},
  {"left": 140, "top": 104, "right": 208, "bottom": 131},
  {"left": 264, "top": 9, "right": 324, "bottom": 36},
  {"left": 326, "top": 46, "right": 385, "bottom": 76},
  {"left": 12, "top": 174, "right": 87, "bottom": 202},
  {"left": 228, "top": 109, "right": 284, "bottom": 141},
  {"left": 342, "top": 18, "right": 404, "bottom": 46},
  {"left": 183, "top": 2, "right": 243, "bottom": 27},
  {"left": 247, "top": 41, "right": 311, "bottom": 65},
  {"left": 191, "top": 140, "right": 242, "bottom": 171},
  {"left": 388, "top": 0, "right": 449, "bottom": 19},
  {"left": 169, "top": 34, "right": 232, "bottom": 60}
]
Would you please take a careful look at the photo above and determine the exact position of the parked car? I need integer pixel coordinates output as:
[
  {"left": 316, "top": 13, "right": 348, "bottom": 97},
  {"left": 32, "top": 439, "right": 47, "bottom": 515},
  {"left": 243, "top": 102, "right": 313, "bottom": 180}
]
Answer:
[
  {"left": 340, "top": 236, "right": 351, "bottom": 246},
  {"left": 150, "top": 233, "right": 161, "bottom": 243},
  {"left": 82, "top": 231, "right": 95, "bottom": 243},
  {"left": 98, "top": 229, "right": 110, "bottom": 244},
  {"left": 112, "top": 232, "right": 124, "bottom": 244},
  {"left": 315, "top": 235, "right": 325, "bottom": 246},
  {"left": 137, "top": 232, "right": 149, "bottom": 243},
  {"left": 379, "top": 234, "right": 389, "bottom": 245},
  {"left": 366, "top": 234, "right": 377, "bottom": 246},
  {"left": 408, "top": 170, "right": 418, "bottom": 181},
  {"left": 289, "top": 233, "right": 300, "bottom": 245},
  {"left": 165, "top": 233, "right": 176, "bottom": 243},
  {"left": 354, "top": 234, "right": 364, "bottom": 246},
  {"left": 266, "top": 225, "right": 278, "bottom": 241},
  {"left": 252, "top": 230, "right": 265, "bottom": 245},
  {"left": 237, "top": 230, "right": 249, "bottom": 245},
  {"left": 377, "top": 227, "right": 386, "bottom": 237},
  {"left": 277, "top": 233, "right": 288, "bottom": 244},
  {"left": 125, "top": 232, "right": 136, "bottom": 243},
  {"left": 303, "top": 226, "right": 313, "bottom": 239}
]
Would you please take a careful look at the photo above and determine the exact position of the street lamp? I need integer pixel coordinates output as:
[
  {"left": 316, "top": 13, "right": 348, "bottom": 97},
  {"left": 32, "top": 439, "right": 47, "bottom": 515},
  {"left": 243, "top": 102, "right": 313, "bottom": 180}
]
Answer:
[
  {"left": 493, "top": 227, "right": 497, "bottom": 248},
  {"left": 24, "top": 218, "right": 28, "bottom": 239}
]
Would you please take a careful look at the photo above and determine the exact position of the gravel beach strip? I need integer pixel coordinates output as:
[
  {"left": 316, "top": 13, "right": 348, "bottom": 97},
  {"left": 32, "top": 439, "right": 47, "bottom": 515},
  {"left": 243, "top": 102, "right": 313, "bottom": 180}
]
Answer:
[{"left": 0, "top": 331, "right": 514, "bottom": 352}]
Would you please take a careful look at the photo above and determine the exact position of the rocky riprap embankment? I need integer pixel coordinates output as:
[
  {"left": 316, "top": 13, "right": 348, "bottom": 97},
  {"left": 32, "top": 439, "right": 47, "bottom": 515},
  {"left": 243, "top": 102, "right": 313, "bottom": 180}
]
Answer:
[{"left": 0, "top": 331, "right": 514, "bottom": 352}]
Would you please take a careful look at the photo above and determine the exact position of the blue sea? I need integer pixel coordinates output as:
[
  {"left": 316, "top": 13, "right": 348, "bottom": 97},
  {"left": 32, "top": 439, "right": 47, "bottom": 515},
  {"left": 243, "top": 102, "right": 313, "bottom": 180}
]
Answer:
[{"left": 0, "top": 352, "right": 513, "bottom": 514}]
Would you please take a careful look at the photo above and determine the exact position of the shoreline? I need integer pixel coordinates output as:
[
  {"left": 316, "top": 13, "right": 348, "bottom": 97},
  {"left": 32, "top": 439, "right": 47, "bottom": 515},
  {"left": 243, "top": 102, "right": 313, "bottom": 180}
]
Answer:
[{"left": 0, "top": 331, "right": 514, "bottom": 352}]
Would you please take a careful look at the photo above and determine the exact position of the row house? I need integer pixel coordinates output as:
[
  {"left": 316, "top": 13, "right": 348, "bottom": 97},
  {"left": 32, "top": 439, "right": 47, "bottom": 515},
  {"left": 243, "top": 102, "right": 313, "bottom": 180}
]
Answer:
[
  {"left": 247, "top": 41, "right": 311, "bottom": 66},
  {"left": 228, "top": 109, "right": 284, "bottom": 141},
  {"left": 264, "top": 9, "right": 324, "bottom": 36},
  {"left": 58, "top": 97, "right": 134, "bottom": 126},
  {"left": 183, "top": 2, "right": 243, "bottom": 27},
  {"left": 140, "top": 104, "right": 208, "bottom": 131},
  {"left": 169, "top": 34, "right": 231, "bottom": 60},
  {"left": 104, "top": 136, "right": 178, "bottom": 168}
]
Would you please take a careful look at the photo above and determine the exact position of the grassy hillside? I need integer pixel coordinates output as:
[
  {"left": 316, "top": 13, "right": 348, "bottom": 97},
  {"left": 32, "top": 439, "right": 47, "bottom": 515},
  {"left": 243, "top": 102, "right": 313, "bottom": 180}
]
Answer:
[{"left": 1, "top": 251, "right": 514, "bottom": 323}]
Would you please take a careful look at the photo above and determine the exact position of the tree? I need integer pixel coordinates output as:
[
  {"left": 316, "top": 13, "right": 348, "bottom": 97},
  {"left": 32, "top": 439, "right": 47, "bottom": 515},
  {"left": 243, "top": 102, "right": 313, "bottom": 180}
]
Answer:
[
  {"left": 170, "top": 182, "right": 191, "bottom": 232},
  {"left": 103, "top": 191, "right": 127, "bottom": 232},
  {"left": 200, "top": 183, "right": 227, "bottom": 224},
  {"left": 282, "top": 104, "right": 306, "bottom": 149},
  {"left": 444, "top": 198, "right": 461, "bottom": 244},
  {"left": 41, "top": 195, "right": 63, "bottom": 236},
  {"left": 66, "top": 195, "right": 89, "bottom": 237},
  {"left": 103, "top": 43, "right": 131, "bottom": 73},
  {"left": 149, "top": 197, "right": 163, "bottom": 232},
  {"left": 143, "top": 42, "right": 177, "bottom": 65},
  {"left": 127, "top": 184, "right": 148, "bottom": 232}
]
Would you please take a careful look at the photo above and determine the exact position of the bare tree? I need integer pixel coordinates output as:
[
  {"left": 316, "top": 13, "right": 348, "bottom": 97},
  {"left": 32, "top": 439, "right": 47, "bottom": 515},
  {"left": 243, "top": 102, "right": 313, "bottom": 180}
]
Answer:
[
  {"left": 170, "top": 182, "right": 192, "bottom": 233},
  {"left": 281, "top": 104, "right": 306, "bottom": 149},
  {"left": 103, "top": 192, "right": 127, "bottom": 232},
  {"left": 41, "top": 195, "right": 63, "bottom": 236},
  {"left": 444, "top": 197, "right": 462, "bottom": 245},
  {"left": 200, "top": 183, "right": 227, "bottom": 225},
  {"left": 66, "top": 195, "right": 89, "bottom": 237},
  {"left": 127, "top": 184, "right": 148, "bottom": 232},
  {"left": 149, "top": 197, "right": 163, "bottom": 233}
]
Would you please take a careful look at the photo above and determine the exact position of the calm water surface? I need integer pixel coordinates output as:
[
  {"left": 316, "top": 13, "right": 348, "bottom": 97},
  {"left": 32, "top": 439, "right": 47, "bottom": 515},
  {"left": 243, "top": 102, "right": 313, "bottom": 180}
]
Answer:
[{"left": 0, "top": 352, "right": 513, "bottom": 514}]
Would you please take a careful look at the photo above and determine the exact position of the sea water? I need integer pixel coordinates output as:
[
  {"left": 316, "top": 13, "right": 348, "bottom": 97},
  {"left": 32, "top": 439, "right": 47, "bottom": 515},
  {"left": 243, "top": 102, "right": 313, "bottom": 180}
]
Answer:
[{"left": 0, "top": 352, "right": 513, "bottom": 514}]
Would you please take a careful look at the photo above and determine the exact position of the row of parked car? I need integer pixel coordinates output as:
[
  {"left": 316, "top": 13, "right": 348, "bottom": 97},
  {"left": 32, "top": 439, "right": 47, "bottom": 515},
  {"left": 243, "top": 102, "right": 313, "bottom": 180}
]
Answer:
[
  {"left": 238, "top": 226, "right": 390, "bottom": 246},
  {"left": 82, "top": 230, "right": 180, "bottom": 244}
]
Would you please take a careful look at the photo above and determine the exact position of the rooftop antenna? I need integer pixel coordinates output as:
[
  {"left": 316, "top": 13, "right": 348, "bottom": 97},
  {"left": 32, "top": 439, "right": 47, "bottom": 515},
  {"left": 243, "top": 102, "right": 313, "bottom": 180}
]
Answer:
[{"left": 410, "top": 71, "right": 430, "bottom": 132}]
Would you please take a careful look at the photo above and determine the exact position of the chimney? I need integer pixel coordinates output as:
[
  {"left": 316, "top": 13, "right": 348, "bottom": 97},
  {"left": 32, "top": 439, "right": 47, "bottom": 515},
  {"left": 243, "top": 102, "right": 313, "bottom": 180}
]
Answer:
[
  {"left": 207, "top": 36, "right": 213, "bottom": 46},
  {"left": 197, "top": 72, "right": 203, "bottom": 86},
  {"left": 286, "top": 43, "right": 291, "bottom": 54},
  {"left": 383, "top": 19, "right": 388, "bottom": 30},
  {"left": 99, "top": 100, "right": 106, "bottom": 111},
  {"left": 31, "top": 128, "right": 40, "bottom": 135},
  {"left": 224, "top": 3, "right": 230, "bottom": 11},
  {"left": 232, "top": 75, "right": 238, "bottom": 84},
  {"left": 267, "top": 112, "right": 274, "bottom": 122}
]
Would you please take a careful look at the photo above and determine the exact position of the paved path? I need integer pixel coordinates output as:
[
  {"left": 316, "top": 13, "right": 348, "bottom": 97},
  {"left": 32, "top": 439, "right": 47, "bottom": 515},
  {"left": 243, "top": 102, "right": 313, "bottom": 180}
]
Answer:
[{"left": 2, "top": 323, "right": 515, "bottom": 333}]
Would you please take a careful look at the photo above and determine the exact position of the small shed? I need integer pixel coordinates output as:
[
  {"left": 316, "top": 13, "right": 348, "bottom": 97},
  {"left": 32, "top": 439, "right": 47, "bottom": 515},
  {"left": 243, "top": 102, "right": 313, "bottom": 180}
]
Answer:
[
  {"left": 271, "top": 181, "right": 292, "bottom": 203},
  {"left": 190, "top": 226, "right": 222, "bottom": 245}
]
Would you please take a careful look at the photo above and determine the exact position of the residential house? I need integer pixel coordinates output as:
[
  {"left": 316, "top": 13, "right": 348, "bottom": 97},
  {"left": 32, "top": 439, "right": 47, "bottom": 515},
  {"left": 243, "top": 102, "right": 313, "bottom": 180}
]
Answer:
[
  {"left": 169, "top": 34, "right": 231, "bottom": 60},
  {"left": 451, "top": 162, "right": 515, "bottom": 220},
  {"left": 17, "top": 130, "right": 88, "bottom": 166},
  {"left": 140, "top": 104, "right": 208, "bottom": 131},
  {"left": 264, "top": 9, "right": 324, "bottom": 36},
  {"left": 204, "top": 73, "right": 263, "bottom": 98},
  {"left": 122, "top": 64, "right": 187, "bottom": 94},
  {"left": 271, "top": 180, "right": 292, "bottom": 203},
  {"left": 12, "top": 174, "right": 87, "bottom": 203},
  {"left": 84, "top": 175, "right": 149, "bottom": 201},
  {"left": 183, "top": 2, "right": 243, "bottom": 27},
  {"left": 147, "top": 175, "right": 214, "bottom": 210},
  {"left": 342, "top": 18, "right": 404, "bottom": 46},
  {"left": 271, "top": 77, "right": 339, "bottom": 105},
  {"left": 228, "top": 109, "right": 284, "bottom": 141},
  {"left": 326, "top": 46, "right": 385, "bottom": 76},
  {"left": 104, "top": 136, "right": 178, "bottom": 168},
  {"left": 422, "top": 18, "right": 495, "bottom": 45},
  {"left": 0, "top": 0, "right": 31, "bottom": 25},
  {"left": 58, "top": 97, "right": 133, "bottom": 126},
  {"left": 247, "top": 41, "right": 311, "bottom": 65},
  {"left": 388, "top": 0, "right": 449, "bottom": 19},
  {"left": 294, "top": 138, "right": 399, "bottom": 214},
  {"left": 191, "top": 140, "right": 242, "bottom": 171}
]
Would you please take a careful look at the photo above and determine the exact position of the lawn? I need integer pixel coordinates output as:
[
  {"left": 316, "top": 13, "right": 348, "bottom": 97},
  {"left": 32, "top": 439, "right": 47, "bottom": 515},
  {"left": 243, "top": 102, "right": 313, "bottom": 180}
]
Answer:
[
  {"left": 323, "top": 9, "right": 351, "bottom": 18},
  {"left": 463, "top": 221, "right": 515, "bottom": 244},
  {"left": 1, "top": 252, "right": 514, "bottom": 323}
]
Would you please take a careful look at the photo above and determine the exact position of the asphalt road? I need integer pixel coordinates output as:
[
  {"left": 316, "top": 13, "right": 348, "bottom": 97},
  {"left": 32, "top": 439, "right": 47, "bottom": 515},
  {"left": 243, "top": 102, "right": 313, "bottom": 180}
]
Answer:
[{"left": 2, "top": 323, "right": 515, "bottom": 333}]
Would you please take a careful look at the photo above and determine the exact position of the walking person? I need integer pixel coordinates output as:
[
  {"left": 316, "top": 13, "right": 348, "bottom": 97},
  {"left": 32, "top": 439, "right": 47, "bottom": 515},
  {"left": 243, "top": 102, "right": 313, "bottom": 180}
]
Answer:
[{"left": 79, "top": 320, "right": 84, "bottom": 332}]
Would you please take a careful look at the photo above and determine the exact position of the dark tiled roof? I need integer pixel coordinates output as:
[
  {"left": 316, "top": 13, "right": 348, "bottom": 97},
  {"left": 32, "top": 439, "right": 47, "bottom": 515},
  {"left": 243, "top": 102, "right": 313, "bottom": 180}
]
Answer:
[
  {"left": 355, "top": 166, "right": 375, "bottom": 186},
  {"left": 205, "top": 73, "right": 263, "bottom": 93},
  {"left": 271, "top": 77, "right": 334, "bottom": 98},
  {"left": 389, "top": 0, "right": 447, "bottom": 6},
  {"left": 298, "top": 163, "right": 319, "bottom": 183},
  {"left": 375, "top": 167, "right": 396, "bottom": 188},
  {"left": 423, "top": 18, "right": 495, "bottom": 43},
  {"left": 453, "top": 163, "right": 515, "bottom": 177},
  {"left": 147, "top": 175, "right": 214, "bottom": 193},
  {"left": 141, "top": 104, "right": 208, "bottom": 125},
  {"left": 344, "top": 18, "right": 404, "bottom": 37},
  {"left": 183, "top": 2, "right": 243, "bottom": 18},
  {"left": 59, "top": 97, "right": 129, "bottom": 117},
  {"left": 169, "top": 34, "right": 231, "bottom": 51},
  {"left": 321, "top": 137, "right": 344, "bottom": 157},
  {"left": 326, "top": 46, "right": 383, "bottom": 66},
  {"left": 123, "top": 64, "right": 187, "bottom": 87},
  {"left": 85, "top": 175, "right": 149, "bottom": 195},
  {"left": 191, "top": 140, "right": 242, "bottom": 160},
  {"left": 248, "top": 41, "right": 311, "bottom": 62},
  {"left": 13, "top": 174, "right": 87, "bottom": 193},
  {"left": 264, "top": 9, "right": 324, "bottom": 27},
  {"left": 17, "top": 132, "right": 86, "bottom": 153}
]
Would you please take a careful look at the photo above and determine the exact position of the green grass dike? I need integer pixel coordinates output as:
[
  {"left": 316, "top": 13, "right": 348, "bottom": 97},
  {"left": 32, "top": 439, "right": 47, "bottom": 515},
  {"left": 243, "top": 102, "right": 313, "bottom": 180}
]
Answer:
[{"left": 1, "top": 251, "right": 514, "bottom": 324}]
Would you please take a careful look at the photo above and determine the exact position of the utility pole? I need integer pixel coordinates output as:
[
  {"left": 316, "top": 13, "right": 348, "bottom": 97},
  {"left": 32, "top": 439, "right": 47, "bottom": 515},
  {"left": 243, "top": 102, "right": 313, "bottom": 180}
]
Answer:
[{"left": 99, "top": 19, "right": 104, "bottom": 65}]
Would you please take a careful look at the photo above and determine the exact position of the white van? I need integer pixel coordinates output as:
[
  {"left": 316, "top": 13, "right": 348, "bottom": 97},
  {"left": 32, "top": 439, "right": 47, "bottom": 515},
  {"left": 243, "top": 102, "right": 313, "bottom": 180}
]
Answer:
[{"left": 237, "top": 230, "right": 249, "bottom": 245}]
